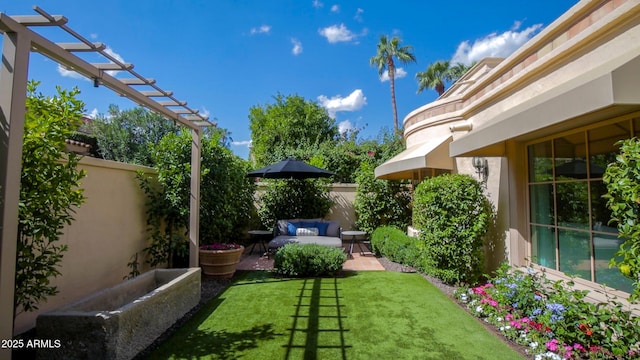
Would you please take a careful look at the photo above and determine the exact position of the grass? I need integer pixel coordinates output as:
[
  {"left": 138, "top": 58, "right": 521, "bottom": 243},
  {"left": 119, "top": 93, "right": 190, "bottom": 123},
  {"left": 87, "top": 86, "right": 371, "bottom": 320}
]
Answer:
[{"left": 148, "top": 271, "right": 523, "bottom": 360}]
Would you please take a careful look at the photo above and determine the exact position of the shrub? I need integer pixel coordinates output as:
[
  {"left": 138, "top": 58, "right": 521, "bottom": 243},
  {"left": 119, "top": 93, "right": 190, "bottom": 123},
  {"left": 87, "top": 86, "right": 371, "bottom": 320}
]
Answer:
[
  {"left": 602, "top": 137, "right": 640, "bottom": 300},
  {"left": 257, "top": 179, "right": 333, "bottom": 229},
  {"left": 370, "top": 226, "right": 421, "bottom": 267},
  {"left": 274, "top": 244, "right": 347, "bottom": 277},
  {"left": 354, "top": 161, "right": 412, "bottom": 234},
  {"left": 413, "top": 174, "right": 493, "bottom": 285},
  {"left": 16, "top": 81, "right": 87, "bottom": 313}
]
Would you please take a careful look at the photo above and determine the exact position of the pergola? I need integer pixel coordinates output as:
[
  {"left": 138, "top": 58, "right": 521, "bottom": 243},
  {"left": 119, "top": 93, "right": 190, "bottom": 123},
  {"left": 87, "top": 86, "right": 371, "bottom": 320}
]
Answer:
[{"left": 0, "top": 6, "right": 214, "bottom": 350}]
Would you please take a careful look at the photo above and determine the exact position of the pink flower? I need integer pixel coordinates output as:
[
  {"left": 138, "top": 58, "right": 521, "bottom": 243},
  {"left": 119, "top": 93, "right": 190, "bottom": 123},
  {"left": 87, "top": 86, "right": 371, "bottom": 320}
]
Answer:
[
  {"left": 546, "top": 339, "right": 559, "bottom": 352},
  {"left": 200, "top": 243, "right": 242, "bottom": 251}
]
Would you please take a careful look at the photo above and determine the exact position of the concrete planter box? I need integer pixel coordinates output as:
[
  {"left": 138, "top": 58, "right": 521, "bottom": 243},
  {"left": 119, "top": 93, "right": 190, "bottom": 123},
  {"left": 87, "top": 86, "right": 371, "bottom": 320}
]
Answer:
[{"left": 36, "top": 268, "right": 201, "bottom": 360}]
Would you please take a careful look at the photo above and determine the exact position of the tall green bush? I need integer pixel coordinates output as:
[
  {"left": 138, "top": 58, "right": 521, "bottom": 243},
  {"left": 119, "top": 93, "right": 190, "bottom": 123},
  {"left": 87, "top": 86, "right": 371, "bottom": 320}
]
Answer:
[
  {"left": 15, "top": 82, "right": 87, "bottom": 313},
  {"left": 413, "top": 174, "right": 493, "bottom": 285},
  {"left": 602, "top": 137, "right": 640, "bottom": 300},
  {"left": 257, "top": 179, "right": 333, "bottom": 229},
  {"left": 354, "top": 161, "right": 412, "bottom": 233},
  {"left": 138, "top": 130, "right": 255, "bottom": 267}
]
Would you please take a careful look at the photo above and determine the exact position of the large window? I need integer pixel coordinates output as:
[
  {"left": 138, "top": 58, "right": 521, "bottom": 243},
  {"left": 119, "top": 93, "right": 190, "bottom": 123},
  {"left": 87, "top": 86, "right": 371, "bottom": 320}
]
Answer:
[{"left": 528, "top": 118, "right": 636, "bottom": 293}]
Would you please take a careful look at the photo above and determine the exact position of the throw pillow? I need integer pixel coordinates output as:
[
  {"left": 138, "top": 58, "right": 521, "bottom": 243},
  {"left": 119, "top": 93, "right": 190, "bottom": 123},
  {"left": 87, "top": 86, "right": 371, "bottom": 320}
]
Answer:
[
  {"left": 326, "top": 221, "right": 340, "bottom": 237},
  {"left": 296, "top": 227, "right": 319, "bottom": 236},
  {"left": 315, "top": 222, "right": 329, "bottom": 236},
  {"left": 287, "top": 222, "right": 300, "bottom": 236}
]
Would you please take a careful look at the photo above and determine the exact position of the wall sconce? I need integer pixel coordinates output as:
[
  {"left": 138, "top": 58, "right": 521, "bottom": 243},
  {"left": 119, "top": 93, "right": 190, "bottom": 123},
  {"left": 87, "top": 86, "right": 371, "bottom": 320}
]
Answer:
[{"left": 472, "top": 157, "right": 488, "bottom": 185}]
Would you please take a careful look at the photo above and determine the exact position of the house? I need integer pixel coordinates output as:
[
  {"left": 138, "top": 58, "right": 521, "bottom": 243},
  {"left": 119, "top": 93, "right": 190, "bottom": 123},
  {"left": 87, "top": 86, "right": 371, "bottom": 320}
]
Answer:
[{"left": 376, "top": 0, "right": 640, "bottom": 298}]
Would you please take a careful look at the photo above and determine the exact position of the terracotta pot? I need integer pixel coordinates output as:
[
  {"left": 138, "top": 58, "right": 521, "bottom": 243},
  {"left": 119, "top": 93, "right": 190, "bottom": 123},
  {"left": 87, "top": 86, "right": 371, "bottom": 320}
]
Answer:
[{"left": 199, "top": 246, "right": 244, "bottom": 278}]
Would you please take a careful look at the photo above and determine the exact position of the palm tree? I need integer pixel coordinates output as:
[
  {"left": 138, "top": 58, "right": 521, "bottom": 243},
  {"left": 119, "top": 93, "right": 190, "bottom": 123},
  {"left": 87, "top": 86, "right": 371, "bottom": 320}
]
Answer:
[
  {"left": 370, "top": 35, "right": 416, "bottom": 134},
  {"left": 416, "top": 61, "right": 473, "bottom": 96}
]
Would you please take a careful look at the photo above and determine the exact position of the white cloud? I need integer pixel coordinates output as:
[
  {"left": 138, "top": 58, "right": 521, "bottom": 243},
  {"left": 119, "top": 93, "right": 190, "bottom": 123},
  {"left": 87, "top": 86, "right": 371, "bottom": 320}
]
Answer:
[
  {"left": 379, "top": 67, "right": 407, "bottom": 82},
  {"left": 318, "top": 24, "right": 355, "bottom": 43},
  {"left": 330, "top": 4, "right": 339, "bottom": 13},
  {"left": 317, "top": 89, "right": 367, "bottom": 118},
  {"left": 451, "top": 22, "right": 543, "bottom": 65},
  {"left": 291, "top": 38, "right": 303, "bottom": 55},
  {"left": 86, "top": 108, "right": 99, "bottom": 119},
  {"left": 338, "top": 120, "right": 355, "bottom": 135},
  {"left": 354, "top": 8, "right": 364, "bottom": 22},
  {"left": 90, "top": 33, "right": 98, "bottom": 39},
  {"left": 312, "top": 0, "right": 323, "bottom": 8},
  {"left": 57, "top": 65, "right": 89, "bottom": 80},
  {"left": 58, "top": 46, "right": 126, "bottom": 80},
  {"left": 199, "top": 107, "right": 211, "bottom": 119},
  {"left": 250, "top": 25, "right": 271, "bottom": 35},
  {"left": 232, "top": 140, "right": 252, "bottom": 147}
]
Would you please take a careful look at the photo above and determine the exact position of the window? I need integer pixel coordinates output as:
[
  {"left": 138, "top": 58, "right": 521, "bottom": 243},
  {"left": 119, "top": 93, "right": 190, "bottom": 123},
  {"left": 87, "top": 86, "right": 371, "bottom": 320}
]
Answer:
[{"left": 527, "top": 119, "right": 634, "bottom": 293}]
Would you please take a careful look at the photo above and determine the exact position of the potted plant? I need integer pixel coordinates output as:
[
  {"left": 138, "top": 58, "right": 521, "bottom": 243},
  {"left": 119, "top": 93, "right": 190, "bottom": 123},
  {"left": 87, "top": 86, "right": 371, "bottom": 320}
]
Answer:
[{"left": 199, "top": 243, "right": 244, "bottom": 278}]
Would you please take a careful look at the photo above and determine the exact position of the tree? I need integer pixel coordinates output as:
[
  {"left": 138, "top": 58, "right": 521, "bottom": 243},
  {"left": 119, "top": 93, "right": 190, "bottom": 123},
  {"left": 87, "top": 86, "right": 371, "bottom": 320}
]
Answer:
[
  {"left": 416, "top": 60, "right": 473, "bottom": 96},
  {"left": 249, "top": 93, "right": 339, "bottom": 167},
  {"left": 15, "top": 81, "right": 87, "bottom": 314},
  {"left": 602, "top": 138, "right": 640, "bottom": 300},
  {"left": 370, "top": 35, "right": 417, "bottom": 134},
  {"left": 90, "top": 105, "right": 180, "bottom": 166},
  {"left": 138, "top": 130, "right": 256, "bottom": 267}
]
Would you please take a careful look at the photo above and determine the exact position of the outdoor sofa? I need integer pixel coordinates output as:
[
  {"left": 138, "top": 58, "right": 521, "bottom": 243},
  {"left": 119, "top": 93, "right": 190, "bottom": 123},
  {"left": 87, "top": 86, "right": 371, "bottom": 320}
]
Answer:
[{"left": 268, "top": 218, "right": 343, "bottom": 253}]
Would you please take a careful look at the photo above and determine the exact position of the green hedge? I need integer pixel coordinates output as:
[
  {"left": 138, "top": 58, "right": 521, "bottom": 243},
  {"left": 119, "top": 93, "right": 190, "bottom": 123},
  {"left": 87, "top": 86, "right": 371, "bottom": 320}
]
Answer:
[
  {"left": 274, "top": 244, "right": 347, "bottom": 277},
  {"left": 413, "top": 174, "right": 493, "bottom": 285},
  {"left": 370, "top": 226, "right": 422, "bottom": 268}
]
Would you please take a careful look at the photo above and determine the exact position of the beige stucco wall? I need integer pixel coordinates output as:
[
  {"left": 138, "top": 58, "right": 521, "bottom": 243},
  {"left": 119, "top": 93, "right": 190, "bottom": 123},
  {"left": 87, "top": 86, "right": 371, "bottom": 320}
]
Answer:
[{"left": 14, "top": 157, "right": 155, "bottom": 335}]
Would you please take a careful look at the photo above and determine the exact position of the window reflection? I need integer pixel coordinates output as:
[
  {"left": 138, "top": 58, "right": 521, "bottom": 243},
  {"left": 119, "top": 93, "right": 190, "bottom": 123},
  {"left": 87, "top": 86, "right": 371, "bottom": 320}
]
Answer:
[
  {"left": 531, "top": 225, "right": 556, "bottom": 269},
  {"left": 594, "top": 233, "right": 633, "bottom": 293},
  {"left": 528, "top": 118, "right": 637, "bottom": 291},
  {"left": 558, "top": 229, "right": 590, "bottom": 280},
  {"left": 528, "top": 141, "right": 553, "bottom": 182},
  {"left": 556, "top": 182, "right": 589, "bottom": 230}
]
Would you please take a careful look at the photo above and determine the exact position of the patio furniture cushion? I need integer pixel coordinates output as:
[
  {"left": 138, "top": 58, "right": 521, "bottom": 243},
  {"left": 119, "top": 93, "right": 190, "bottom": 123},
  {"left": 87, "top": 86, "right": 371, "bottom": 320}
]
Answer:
[
  {"left": 269, "top": 218, "right": 343, "bottom": 252},
  {"left": 296, "top": 227, "right": 319, "bottom": 236}
]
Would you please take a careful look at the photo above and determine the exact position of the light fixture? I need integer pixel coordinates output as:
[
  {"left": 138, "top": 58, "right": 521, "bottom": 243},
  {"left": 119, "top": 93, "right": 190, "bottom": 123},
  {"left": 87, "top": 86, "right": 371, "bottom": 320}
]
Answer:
[
  {"left": 472, "top": 157, "right": 488, "bottom": 185},
  {"left": 93, "top": 77, "right": 100, "bottom": 88}
]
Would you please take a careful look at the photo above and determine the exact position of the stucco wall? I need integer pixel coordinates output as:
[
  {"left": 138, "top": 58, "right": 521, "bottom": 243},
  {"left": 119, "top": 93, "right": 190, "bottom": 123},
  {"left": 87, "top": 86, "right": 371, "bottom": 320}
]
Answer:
[{"left": 14, "top": 157, "right": 155, "bottom": 335}]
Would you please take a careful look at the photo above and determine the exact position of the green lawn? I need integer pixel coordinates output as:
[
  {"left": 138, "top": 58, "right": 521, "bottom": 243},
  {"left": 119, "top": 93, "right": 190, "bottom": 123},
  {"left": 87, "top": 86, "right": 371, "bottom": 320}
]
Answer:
[{"left": 148, "top": 271, "right": 523, "bottom": 360}]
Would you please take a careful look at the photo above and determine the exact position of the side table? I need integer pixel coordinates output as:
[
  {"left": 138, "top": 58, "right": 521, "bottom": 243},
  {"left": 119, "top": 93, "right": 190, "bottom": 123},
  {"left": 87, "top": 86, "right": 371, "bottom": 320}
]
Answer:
[
  {"left": 247, "top": 230, "right": 272, "bottom": 255},
  {"left": 341, "top": 230, "right": 368, "bottom": 258}
]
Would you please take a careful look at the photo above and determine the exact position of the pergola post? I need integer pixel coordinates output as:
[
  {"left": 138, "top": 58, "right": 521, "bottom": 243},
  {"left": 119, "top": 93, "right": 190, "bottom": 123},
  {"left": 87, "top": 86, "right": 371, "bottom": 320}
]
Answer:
[
  {"left": 189, "top": 128, "right": 201, "bottom": 267},
  {"left": 0, "top": 29, "right": 30, "bottom": 355}
]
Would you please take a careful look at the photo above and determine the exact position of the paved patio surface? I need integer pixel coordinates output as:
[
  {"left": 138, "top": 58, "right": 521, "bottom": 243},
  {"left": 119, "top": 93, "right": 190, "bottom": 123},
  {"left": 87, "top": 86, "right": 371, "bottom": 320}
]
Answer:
[{"left": 237, "top": 242, "right": 385, "bottom": 271}]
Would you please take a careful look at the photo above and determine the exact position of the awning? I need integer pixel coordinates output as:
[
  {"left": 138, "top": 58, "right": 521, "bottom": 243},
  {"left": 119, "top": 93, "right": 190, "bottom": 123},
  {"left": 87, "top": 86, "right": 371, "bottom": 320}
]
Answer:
[
  {"left": 450, "top": 54, "right": 640, "bottom": 157},
  {"left": 375, "top": 135, "right": 453, "bottom": 180}
]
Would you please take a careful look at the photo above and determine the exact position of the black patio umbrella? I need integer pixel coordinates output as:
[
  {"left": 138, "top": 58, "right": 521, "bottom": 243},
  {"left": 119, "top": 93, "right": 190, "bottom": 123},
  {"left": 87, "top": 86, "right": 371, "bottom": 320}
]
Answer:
[
  {"left": 246, "top": 157, "right": 335, "bottom": 179},
  {"left": 553, "top": 159, "right": 605, "bottom": 179}
]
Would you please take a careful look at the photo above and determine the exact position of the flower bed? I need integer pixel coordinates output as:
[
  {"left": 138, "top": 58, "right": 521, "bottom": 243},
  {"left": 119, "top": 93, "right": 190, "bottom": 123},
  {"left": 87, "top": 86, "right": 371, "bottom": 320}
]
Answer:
[{"left": 459, "top": 264, "right": 640, "bottom": 359}]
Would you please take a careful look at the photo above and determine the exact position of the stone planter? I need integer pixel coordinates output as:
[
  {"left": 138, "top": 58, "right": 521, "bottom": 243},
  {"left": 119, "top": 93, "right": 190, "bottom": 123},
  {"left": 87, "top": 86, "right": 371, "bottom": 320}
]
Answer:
[{"left": 199, "top": 246, "right": 244, "bottom": 278}]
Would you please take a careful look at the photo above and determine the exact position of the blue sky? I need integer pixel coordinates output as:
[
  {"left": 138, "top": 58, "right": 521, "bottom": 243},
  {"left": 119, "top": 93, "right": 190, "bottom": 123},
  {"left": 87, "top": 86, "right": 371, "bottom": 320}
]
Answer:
[{"left": 3, "top": 1, "right": 578, "bottom": 159}]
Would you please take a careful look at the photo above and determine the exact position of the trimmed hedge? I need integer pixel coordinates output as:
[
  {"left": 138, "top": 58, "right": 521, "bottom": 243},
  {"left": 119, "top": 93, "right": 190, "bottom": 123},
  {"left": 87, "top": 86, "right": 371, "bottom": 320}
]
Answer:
[
  {"left": 274, "top": 244, "right": 347, "bottom": 277},
  {"left": 370, "top": 226, "right": 422, "bottom": 268},
  {"left": 413, "top": 174, "right": 493, "bottom": 285}
]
